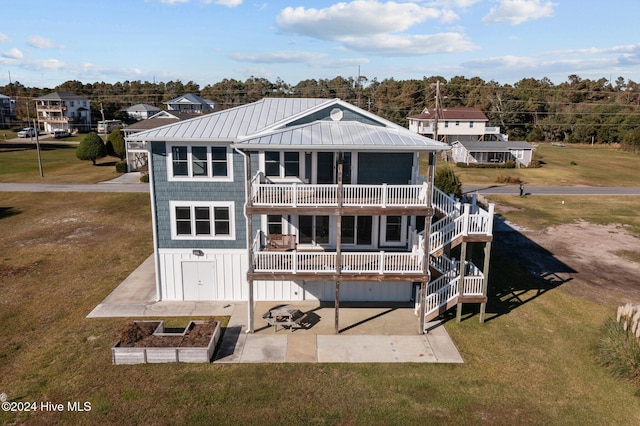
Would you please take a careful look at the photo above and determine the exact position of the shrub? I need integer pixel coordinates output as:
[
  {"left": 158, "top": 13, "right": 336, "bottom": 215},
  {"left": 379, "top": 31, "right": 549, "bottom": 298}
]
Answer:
[
  {"left": 140, "top": 174, "right": 149, "bottom": 183},
  {"left": 106, "top": 127, "right": 126, "bottom": 159},
  {"left": 594, "top": 304, "right": 640, "bottom": 390},
  {"left": 495, "top": 175, "right": 522, "bottom": 184},
  {"left": 570, "top": 161, "right": 578, "bottom": 166},
  {"left": 434, "top": 166, "right": 462, "bottom": 198},
  {"left": 75, "top": 132, "right": 107, "bottom": 165},
  {"left": 115, "top": 160, "right": 128, "bottom": 173}
]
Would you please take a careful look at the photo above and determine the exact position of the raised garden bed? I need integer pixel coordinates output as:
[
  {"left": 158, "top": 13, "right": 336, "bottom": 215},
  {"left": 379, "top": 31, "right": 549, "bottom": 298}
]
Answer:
[{"left": 112, "top": 320, "right": 221, "bottom": 364}]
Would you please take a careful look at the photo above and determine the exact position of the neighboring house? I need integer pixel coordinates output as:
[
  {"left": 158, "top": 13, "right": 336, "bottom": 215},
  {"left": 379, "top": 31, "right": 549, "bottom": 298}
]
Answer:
[
  {"left": 123, "top": 110, "right": 206, "bottom": 172},
  {"left": 35, "top": 92, "right": 91, "bottom": 133},
  {"left": 452, "top": 140, "right": 534, "bottom": 167},
  {"left": 125, "top": 103, "right": 161, "bottom": 121},
  {"left": 164, "top": 93, "right": 218, "bottom": 113},
  {"left": 408, "top": 107, "right": 507, "bottom": 143},
  {"left": 0, "top": 94, "right": 16, "bottom": 128},
  {"left": 128, "top": 98, "right": 494, "bottom": 334}
]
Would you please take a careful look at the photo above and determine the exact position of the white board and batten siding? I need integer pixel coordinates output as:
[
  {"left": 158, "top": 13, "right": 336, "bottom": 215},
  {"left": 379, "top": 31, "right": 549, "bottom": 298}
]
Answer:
[
  {"left": 157, "top": 249, "right": 248, "bottom": 301},
  {"left": 158, "top": 249, "right": 414, "bottom": 302}
]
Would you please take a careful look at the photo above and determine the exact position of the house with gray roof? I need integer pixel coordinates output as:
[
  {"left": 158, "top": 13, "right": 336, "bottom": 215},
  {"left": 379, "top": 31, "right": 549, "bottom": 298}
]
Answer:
[
  {"left": 35, "top": 91, "right": 91, "bottom": 133},
  {"left": 125, "top": 103, "right": 161, "bottom": 121},
  {"left": 164, "top": 93, "right": 218, "bottom": 113},
  {"left": 0, "top": 94, "right": 15, "bottom": 128},
  {"left": 128, "top": 98, "right": 494, "bottom": 333},
  {"left": 452, "top": 140, "right": 534, "bottom": 167}
]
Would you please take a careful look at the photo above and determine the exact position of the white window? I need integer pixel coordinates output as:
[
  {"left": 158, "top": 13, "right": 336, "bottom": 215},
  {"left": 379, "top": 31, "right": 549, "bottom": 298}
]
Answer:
[
  {"left": 168, "top": 144, "right": 232, "bottom": 181},
  {"left": 169, "top": 201, "right": 235, "bottom": 240}
]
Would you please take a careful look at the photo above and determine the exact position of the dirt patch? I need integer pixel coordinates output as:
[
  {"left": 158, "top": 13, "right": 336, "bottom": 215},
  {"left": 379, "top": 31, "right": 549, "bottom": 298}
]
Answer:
[
  {"left": 116, "top": 321, "right": 217, "bottom": 348},
  {"left": 497, "top": 219, "right": 640, "bottom": 306}
]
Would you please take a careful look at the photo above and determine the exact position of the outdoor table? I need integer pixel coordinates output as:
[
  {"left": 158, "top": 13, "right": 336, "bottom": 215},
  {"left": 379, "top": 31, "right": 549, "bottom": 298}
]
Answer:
[{"left": 262, "top": 304, "right": 308, "bottom": 332}]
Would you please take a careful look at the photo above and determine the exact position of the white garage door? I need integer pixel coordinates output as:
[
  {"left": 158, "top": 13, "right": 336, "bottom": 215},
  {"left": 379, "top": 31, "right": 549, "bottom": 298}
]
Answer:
[{"left": 182, "top": 261, "right": 216, "bottom": 301}]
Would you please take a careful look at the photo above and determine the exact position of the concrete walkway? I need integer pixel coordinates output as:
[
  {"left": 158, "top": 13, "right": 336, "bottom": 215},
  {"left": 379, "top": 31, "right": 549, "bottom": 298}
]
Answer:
[{"left": 88, "top": 256, "right": 463, "bottom": 364}]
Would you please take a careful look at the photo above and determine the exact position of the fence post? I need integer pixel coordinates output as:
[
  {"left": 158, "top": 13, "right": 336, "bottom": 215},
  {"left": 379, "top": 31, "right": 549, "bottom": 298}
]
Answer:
[{"left": 382, "top": 183, "right": 387, "bottom": 207}]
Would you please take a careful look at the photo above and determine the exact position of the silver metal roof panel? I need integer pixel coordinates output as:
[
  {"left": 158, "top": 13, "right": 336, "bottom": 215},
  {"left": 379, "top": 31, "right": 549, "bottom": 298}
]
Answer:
[{"left": 234, "top": 121, "right": 449, "bottom": 152}]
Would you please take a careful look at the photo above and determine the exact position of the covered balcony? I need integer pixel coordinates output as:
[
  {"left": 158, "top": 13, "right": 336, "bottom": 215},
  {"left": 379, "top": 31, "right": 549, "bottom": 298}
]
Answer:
[{"left": 247, "top": 172, "right": 432, "bottom": 216}]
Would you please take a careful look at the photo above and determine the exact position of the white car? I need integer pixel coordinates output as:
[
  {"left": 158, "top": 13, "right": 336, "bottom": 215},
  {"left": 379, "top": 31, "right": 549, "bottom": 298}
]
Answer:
[
  {"left": 17, "top": 127, "right": 37, "bottom": 138},
  {"left": 53, "top": 130, "right": 71, "bottom": 138}
]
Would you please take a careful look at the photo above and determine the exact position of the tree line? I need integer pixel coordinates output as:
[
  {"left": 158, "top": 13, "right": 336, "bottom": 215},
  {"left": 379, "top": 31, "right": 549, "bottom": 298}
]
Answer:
[{"left": 2, "top": 74, "right": 640, "bottom": 151}]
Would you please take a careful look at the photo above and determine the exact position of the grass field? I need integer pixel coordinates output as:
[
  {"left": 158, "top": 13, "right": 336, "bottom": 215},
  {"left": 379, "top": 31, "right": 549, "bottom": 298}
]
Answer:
[
  {"left": 0, "top": 141, "right": 121, "bottom": 183},
  {"left": 451, "top": 143, "right": 640, "bottom": 187},
  {"left": 1, "top": 144, "right": 640, "bottom": 424},
  {"left": 1, "top": 192, "right": 639, "bottom": 424}
]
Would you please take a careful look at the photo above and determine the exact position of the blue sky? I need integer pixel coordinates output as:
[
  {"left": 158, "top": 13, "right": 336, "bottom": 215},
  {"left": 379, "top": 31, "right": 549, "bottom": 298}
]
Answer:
[{"left": 2, "top": 0, "right": 640, "bottom": 88}]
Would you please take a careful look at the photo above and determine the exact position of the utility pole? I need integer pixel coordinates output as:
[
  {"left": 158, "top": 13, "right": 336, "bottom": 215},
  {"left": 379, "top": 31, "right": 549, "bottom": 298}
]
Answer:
[{"left": 434, "top": 81, "right": 440, "bottom": 143}]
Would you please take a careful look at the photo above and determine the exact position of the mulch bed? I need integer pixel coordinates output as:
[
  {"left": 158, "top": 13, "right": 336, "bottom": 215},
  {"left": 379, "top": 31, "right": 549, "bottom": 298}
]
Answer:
[{"left": 116, "top": 321, "right": 217, "bottom": 348}]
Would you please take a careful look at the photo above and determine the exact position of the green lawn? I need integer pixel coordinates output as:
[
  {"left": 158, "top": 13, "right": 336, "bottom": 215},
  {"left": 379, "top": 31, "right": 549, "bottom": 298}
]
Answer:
[
  {"left": 0, "top": 141, "right": 121, "bottom": 183},
  {"left": 448, "top": 143, "right": 640, "bottom": 187},
  {"left": 1, "top": 192, "right": 639, "bottom": 424},
  {"left": 2, "top": 144, "right": 640, "bottom": 424}
]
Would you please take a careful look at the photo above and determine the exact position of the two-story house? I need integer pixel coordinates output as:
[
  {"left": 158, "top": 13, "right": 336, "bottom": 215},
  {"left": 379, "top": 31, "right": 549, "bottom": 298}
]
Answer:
[
  {"left": 35, "top": 91, "right": 91, "bottom": 133},
  {"left": 164, "top": 93, "right": 218, "bottom": 113},
  {"left": 129, "top": 98, "right": 494, "bottom": 334},
  {"left": 0, "top": 94, "right": 16, "bottom": 128},
  {"left": 125, "top": 103, "right": 161, "bottom": 121},
  {"left": 408, "top": 107, "right": 507, "bottom": 143}
]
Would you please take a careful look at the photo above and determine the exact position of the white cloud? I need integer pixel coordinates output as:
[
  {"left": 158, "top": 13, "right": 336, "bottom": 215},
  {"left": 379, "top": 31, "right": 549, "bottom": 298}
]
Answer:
[
  {"left": 277, "top": 1, "right": 450, "bottom": 39},
  {"left": 482, "top": 0, "right": 556, "bottom": 25},
  {"left": 27, "top": 36, "right": 64, "bottom": 49},
  {"left": 275, "top": 1, "right": 475, "bottom": 56},
  {"left": 230, "top": 50, "right": 322, "bottom": 63},
  {"left": 214, "top": 0, "right": 243, "bottom": 6},
  {"left": 342, "top": 32, "right": 477, "bottom": 56},
  {"left": 154, "top": 0, "right": 242, "bottom": 5},
  {"left": 2, "top": 48, "right": 23, "bottom": 59},
  {"left": 0, "top": 33, "right": 9, "bottom": 43}
]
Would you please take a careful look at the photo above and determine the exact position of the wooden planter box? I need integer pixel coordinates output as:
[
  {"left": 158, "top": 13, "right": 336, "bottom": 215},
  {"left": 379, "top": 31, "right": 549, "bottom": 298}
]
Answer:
[{"left": 112, "top": 320, "right": 221, "bottom": 365}]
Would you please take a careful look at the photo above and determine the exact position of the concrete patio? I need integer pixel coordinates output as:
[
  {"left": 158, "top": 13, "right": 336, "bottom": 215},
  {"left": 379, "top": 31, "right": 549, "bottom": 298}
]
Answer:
[{"left": 88, "top": 256, "right": 463, "bottom": 364}]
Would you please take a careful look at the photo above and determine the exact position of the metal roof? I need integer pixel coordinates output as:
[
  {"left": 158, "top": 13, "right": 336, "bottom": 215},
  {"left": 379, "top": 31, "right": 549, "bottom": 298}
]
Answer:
[
  {"left": 454, "top": 140, "right": 533, "bottom": 151},
  {"left": 128, "top": 98, "right": 332, "bottom": 141},
  {"left": 235, "top": 120, "right": 449, "bottom": 152},
  {"left": 35, "top": 91, "right": 89, "bottom": 101}
]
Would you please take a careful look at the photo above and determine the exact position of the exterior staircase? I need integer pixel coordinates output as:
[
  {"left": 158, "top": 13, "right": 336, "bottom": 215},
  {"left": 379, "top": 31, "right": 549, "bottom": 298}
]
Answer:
[{"left": 416, "top": 187, "right": 494, "bottom": 327}]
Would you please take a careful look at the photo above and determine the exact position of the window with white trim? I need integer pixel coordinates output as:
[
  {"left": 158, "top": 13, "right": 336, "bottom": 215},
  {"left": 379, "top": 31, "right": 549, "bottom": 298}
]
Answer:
[
  {"left": 264, "top": 151, "right": 301, "bottom": 178},
  {"left": 168, "top": 144, "right": 232, "bottom": 181},
  {"left": 170, "top": 201, "right": 235, "bottom": 240}
]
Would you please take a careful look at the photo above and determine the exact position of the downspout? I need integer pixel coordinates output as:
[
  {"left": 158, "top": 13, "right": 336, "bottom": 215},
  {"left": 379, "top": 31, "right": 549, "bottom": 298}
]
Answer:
[
  {"left": 234, "top": 146, "right": 255, "bottom": 333},
  {"left": 147, "top": 141, "right": 162, "bottom": 302}
]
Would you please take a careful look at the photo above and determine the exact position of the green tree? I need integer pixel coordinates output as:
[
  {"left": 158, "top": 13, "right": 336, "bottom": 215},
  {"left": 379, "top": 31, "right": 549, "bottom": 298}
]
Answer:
[
  {"left": 105, "top": 127, "right": 126, "bottom": 159},
  {"left": 434, "top": 166, "right": 462, "bottom": 199},
  {"left": 76, "top": 132, "right": 107, "bottom": 165},
  {"left": 622, "top": 126, "right": 640, "bottom": 152}
]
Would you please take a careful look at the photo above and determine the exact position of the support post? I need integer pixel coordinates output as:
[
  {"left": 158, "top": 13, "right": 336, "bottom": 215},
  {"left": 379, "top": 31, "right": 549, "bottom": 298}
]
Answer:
[
  {"left": 479, "top": 241, "right": 492, "bottom": 323},
  {"left": 335, "top": 154, "right": 344, "bottom": 335},
  {"left": 334, "top": 280, "right": 340, "bottom": 334},
  {"left": 456, "top": 241, "right": 467, "bottom": 322},
  {"left": 243, "top": 151, "right": 255, "bottom": 333}
]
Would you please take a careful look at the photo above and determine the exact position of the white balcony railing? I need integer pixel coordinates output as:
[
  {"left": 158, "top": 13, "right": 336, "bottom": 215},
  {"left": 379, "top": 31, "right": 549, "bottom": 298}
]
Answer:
[
  {"left": 251, "top": 175, "right": 429, "bottom": 208},
  {"left": 253, "top": 250, "right": 424, "bottom": 274}
]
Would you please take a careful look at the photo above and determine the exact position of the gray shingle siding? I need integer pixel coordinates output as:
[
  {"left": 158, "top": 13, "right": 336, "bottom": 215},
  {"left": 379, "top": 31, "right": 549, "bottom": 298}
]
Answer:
[
  {"left": 286, "top": 106, "right": 383, "bottom": 127},
  {"left": 151, "top": 141, "right": 247, "bottom": 249}
]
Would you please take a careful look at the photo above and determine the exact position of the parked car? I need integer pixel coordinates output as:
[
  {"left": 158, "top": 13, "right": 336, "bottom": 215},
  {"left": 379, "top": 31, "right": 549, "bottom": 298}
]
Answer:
[
  {"left": 17, "top": 127, "right": 37, "bottom": 138},
  {"left": 53, "top": 130, "right": 71, "bottom": 138}
]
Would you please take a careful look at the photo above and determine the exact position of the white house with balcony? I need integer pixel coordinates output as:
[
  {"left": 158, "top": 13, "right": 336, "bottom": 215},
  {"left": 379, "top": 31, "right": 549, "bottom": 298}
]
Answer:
[
  {"left": 35, "top": 92, "right": 91, "bottom": 133},
  {"left": 408, "top": 107, "right": 507, "bottom": 144},
  {"left": 128, "top": 98, "right": 494, "bottom": 334}
]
